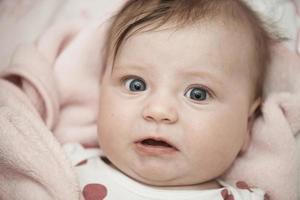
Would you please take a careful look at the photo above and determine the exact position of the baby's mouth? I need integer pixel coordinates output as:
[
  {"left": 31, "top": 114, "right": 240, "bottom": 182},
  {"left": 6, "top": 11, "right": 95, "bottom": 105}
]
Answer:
[
  {"left": 141, "top": 139, "right": 174, "bottom": 148},
  {"left": 135, "top": 138, "right": 178, "bottom": 155}
]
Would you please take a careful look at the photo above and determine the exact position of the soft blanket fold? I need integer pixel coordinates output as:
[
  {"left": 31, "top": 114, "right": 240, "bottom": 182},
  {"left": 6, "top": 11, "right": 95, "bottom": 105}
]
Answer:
[
  {"left": 0, "top": 19, "right": 104, "bottom": 199},
  {"left": 0, "top": 81, "right": 81, "bottom": 200},
  {"left": 0, "top": 11, "right": 300, "bottom": 200}
]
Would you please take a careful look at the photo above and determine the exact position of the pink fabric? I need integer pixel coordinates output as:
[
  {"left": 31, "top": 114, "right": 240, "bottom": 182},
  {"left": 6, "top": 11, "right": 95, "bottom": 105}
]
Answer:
[
  {"left": 0, "top": 9, "right": 299, "bottom": 200},
  {"left": 223, "top": 44, "right": 300, "bottom": 200},
  {"left": 0, "top": 18, "right": 106, "bottom": 199}
]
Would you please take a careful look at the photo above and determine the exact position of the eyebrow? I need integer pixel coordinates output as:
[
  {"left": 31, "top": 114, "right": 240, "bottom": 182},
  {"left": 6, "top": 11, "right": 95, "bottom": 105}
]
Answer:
[
  {"left": 178, "top": 68, "right": 223, "bottom": 86},
  {"left": 112, "top": 63, "right": 149, "bottom": 75},
  {"left": 113, "top": 64, "right": 144, "bottom": 71},
  {"left": 113, "top": 63, "right": 223, "bottom": 86}
]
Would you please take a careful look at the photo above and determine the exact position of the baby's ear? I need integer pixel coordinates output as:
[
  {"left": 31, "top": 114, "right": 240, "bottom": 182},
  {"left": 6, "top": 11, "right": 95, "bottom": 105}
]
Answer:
[{"left": 241, "top": 98, "right": 262, "bottom": 153}]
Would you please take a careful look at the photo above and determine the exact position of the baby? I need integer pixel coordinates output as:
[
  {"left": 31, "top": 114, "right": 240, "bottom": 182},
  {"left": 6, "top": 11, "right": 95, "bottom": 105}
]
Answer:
[{"left": 64, "top": 0, "right": 277, "bottom": 199}]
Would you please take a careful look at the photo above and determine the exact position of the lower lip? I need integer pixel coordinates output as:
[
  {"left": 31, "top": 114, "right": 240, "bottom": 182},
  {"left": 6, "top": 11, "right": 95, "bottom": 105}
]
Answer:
[{"left": 134, "top": 142, "right": 178, "bottom": 156}]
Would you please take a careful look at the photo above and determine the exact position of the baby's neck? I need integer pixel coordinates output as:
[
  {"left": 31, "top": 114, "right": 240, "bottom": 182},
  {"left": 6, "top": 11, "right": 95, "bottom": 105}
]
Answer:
[{"left": 150, "top": 180, "right": 222, "bottom": 191}]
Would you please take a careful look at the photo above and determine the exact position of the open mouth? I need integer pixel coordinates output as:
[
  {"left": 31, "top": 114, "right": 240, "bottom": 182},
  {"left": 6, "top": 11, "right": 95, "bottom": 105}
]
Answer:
[
  {"left": 140, "top": 139, "right": 174, "bottom": 148},
  {"left": 135, "top": 138, "right": 178, "bottom": 155}
]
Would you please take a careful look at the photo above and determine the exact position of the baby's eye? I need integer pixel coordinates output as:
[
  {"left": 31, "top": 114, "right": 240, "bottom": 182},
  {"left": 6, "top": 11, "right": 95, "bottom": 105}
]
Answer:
[
  {"left": 124, "top": 78, "right": 146, "bottom": 92},
  {"left": 185, "top": 87, "right": 209, "bottom": 101}
]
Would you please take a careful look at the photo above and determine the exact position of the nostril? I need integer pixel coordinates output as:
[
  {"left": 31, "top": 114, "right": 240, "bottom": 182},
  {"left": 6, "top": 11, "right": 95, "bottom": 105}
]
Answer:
[
  {"left": 142, "top": 104, "right": 178, "bottom": 123},
  {"left": 145, "top": 115, "right": 154, "bottom": 121},
  {"left": 144, "top": 115, "right": 171, "bottom": 123},
  {"left": 162, "top": 118, "right": 171, "bottom": 123}
]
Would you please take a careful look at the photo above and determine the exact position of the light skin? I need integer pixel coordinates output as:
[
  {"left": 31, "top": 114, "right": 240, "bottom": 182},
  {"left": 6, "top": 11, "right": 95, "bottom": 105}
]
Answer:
[{"left": 98, "top": 20, "right": 261, "bottom": 189}]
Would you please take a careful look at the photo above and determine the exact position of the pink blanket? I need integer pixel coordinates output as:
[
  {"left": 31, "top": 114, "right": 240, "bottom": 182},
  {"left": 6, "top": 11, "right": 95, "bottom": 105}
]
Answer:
[{"left": 0, "top": 6, "right": 300, "bottom": 200}]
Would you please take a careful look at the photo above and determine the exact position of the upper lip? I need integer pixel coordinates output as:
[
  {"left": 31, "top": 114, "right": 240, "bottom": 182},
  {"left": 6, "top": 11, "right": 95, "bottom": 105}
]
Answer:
[{"left": 135, "top": 136, "right": 179, "bottom": 150}]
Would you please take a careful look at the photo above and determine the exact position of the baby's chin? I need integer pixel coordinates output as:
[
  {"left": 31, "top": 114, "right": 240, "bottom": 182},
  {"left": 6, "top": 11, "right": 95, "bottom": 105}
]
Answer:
[
  {"left": 129, "top": 170, "right": 183, "bottom": 186},
  {"left": 121, "top": 166, "right": 221, "bottom": 190}
]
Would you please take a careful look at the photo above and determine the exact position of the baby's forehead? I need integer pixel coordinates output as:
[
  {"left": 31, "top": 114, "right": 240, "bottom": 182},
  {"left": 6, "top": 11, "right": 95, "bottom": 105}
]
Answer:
[
  {"left": 110, "top": 12, "right": 259, "bottom": 62},
  {"left": 118, "top": 19, "right": 256, "bottom": 61},
  {"left": 116, "top": 22, "right": 255, "bottom": 77},
  {"left": 114, "top": 17, "right": 256, "bottom": 58}
]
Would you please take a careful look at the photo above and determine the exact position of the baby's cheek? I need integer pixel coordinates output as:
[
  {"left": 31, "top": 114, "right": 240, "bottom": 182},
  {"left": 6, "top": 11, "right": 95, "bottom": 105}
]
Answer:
[
  {"left": 98, "top": 91, "right": 118, "bottom": 140},
  {"left": 99, "top": 90, "right": 120, "bottom": 121},
  {"left": 98, "top": 89, "right": 131, "bottom": 138}
]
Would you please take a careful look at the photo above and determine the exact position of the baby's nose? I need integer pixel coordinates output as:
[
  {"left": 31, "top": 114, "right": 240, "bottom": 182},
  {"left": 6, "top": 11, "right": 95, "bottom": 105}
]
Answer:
[{"left": 142, "top": 94, "right": 178, "bottom": 124}]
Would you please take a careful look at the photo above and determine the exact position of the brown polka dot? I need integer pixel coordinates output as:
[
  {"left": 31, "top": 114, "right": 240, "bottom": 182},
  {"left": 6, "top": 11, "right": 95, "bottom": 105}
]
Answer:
[
  {"left": 236, "top": 181, "right": 249, "bottom": 189},
  {"left": 264, "top": 193, "right": 270, "bottom": 200},
  {"left": 83, "top": 183, "right": 107, "bottom": 200},
  {"left": 236, "top": 181, "right": 253, "bottom": 192},
  {"left": 221, "top": 189, "right": 229, "bottom": 199},
  {"left": 227, "top": 194, "right": 235, "bottom": 200},
  {"left": 76, "top": 159, "right": 88, "bottom": 166},
  {"left": 221, "top": 189, "right": 235, "bottom": 200}
]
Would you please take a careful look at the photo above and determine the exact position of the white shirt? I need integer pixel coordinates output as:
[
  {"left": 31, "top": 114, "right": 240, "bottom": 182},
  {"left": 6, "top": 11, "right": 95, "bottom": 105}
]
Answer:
[{"left": 63, "top": 143, "right": 267, "bottom": 200}]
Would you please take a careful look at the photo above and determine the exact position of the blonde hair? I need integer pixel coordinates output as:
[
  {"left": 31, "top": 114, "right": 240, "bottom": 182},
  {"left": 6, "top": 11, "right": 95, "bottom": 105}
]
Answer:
[{"left": 103, "top": 0, "right": 278, "bottom": 97}]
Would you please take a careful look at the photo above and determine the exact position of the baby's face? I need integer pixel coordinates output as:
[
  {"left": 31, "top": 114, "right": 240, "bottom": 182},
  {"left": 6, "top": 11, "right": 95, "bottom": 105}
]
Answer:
[{"left": 98, "top": 21, "right": 259, "bottom": 187}]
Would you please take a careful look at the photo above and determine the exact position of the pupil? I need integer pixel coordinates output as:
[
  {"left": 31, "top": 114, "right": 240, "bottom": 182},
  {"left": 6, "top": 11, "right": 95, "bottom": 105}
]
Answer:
[
  {"left": 130, "top": 80, "right": 145, "bottom": 91},
  {"left": 191, "top": 88, "right": 206, "bottom": 100},
  {"left": 134, "top": 82, "right": 141, "bottom": 90}
]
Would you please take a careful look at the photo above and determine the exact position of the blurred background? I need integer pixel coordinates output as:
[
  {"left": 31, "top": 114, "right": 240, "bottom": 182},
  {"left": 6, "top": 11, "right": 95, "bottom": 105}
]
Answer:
[{"left": 0, "top": 0, "right": 123, "bottom": 70}]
